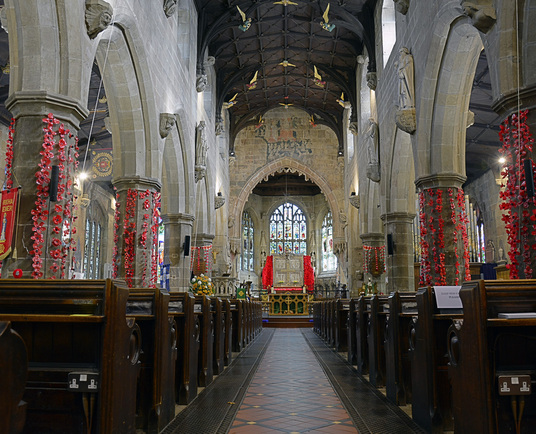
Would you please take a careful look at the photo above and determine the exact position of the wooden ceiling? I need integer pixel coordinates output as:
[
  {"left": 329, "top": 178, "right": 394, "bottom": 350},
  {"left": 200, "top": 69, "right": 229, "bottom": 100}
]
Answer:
[{"left": 195, "top": 0, "right": 378, "bottom": 148}]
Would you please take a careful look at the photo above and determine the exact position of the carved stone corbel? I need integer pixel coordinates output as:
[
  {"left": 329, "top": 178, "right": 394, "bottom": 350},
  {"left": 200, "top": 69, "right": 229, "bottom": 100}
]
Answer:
[
  {"left": 461, "top": 1, "right": 496, "bottom": 33},
  {"left": 163, "top": 0, "right": 178, "bottom": 18},
  {"left": 395, "top": 108, "right": 416, "bottom": 134},
  {"left": 349, "top": 122, "right": 358, "bottom": 135},
  {"left": 85, "top": 0, "right": 113, "bottom": 39},
  {"left": 394, "top": 0, "right": 410, "bottom": 15},
  {"left": 366, "top": 72, "right": 377, "bottom": 90},
  {"left": 196, "top": 74, "right": 207, "bottom": 92},
  {"left": 159, "top": 113, "right": 176, "bottom": 138},
  {"left": 214, "top": 194, "right": 225, "bottom": 210}
]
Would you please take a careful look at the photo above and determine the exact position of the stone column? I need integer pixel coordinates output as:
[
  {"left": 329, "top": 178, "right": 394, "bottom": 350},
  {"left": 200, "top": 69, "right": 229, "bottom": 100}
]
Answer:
[
  {"left": 360, "top": 232, "right": 385, "bottom": 294},
  {"left": 113, "top": 176, "right": 161, "bottom": 288},
  {"left": 3, "top": 93, "right": 88, "bottom": 277},
  {"left": 161, "top": 212, "right": 194, "bottom": 292},
  {"left": 415, "top": 174, "right": 470, "bottom": 286},
  {"left": 381, "top": 212, "right": 415, "bottom": 292}
]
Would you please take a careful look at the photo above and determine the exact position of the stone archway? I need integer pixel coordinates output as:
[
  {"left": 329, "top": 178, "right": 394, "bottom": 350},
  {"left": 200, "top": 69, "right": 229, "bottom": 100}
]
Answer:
[{"left": 230, "top": 157, "right": 342, "bottom": 239}]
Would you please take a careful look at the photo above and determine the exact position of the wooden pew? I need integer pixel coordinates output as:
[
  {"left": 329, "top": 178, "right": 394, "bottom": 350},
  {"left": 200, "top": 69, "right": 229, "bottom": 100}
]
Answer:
[
  {"left": 169, "top": 292, "right": 199, "bottom": 405},
  {"left": 0, "top": 321, "right": 28, "bottom": 434},
  {"left": 211, "top": 297, "right": 225, "bottom": 376},
  {"left": 347, "top": 299, "right": 358, "bottom": 365},
  {"left": 355, "top": 296, "right": 369, "bottom": 375},
  {"left": 334, "top": 299, "right": 349, "bottom": 353},
  {"left": 448, "top": 279, "right": 536, "bottom": 433},
  {"left": 366, "top": 294, "right": 389, "bottom": 388},
  {"left": 385, "top": 291, "right": 416, "bottom": 406},
  {"left": 230, "top": 299, "right": 245, "bottom": 352},
  {"left": 126, "top": 287, "right": 176, "bottom": 433},
  {"left": 0, "top": 279, "right": 141, "bottom": 434},
  {"left": 410, "top": 286, "right": 461, "bottom": 433},
  {"left": 195, "top": 295, "right": 214, "bottom": 387},
  {"left": 222, "top": 299, "right": 233, "bottom": 366}
]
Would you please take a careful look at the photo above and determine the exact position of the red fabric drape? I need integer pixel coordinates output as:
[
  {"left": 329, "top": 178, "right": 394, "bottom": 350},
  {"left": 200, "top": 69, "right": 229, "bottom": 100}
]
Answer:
[
  {"left": 303, "top": 255, "right": 314, "bottom": 292},
  {"left": 262, "top": 255, "right": 273, "bottom": 289}
]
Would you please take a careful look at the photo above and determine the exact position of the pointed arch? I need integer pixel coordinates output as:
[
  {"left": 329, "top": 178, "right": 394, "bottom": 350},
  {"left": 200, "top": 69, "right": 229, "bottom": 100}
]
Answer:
[
  {"left": 94, "top": 17, "right": 160, "bottom": 182},
  {"left": 230, "top": 157, "right": 341, "bottom": 239},
  {"left": 416, "top": 7, "right": 483, "bottom": 181}
]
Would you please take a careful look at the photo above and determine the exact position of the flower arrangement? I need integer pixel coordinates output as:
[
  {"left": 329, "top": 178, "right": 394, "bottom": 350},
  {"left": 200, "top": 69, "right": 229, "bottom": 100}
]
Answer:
[{"left": 190, "top": 274, "right": 214, "bottom": 296}]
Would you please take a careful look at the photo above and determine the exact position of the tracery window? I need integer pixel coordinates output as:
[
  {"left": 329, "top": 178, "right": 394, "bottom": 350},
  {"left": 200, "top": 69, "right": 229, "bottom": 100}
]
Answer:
[
  {"left": 83, "top": 218, "right": 102, "bottom": 279},
  {"left": 242, "top": 211, "right": 254, "bottom": 271},
  {"left": 269, "top": 202, "right": 307, "bottom": 255},
  {"left": 321, "top": 211, "right": 336, "bottom": 271}
]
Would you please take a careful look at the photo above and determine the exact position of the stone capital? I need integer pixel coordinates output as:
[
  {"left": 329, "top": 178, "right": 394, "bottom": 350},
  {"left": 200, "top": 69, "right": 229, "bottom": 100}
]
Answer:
[
  {"left": 112, "top": 175, "right": 162, "bottom": 193},
  {"left": 6, "top": 91, "right": 89, "bottom": 126},
  {"left": 415, "top": 173, "right": 466, "bottom": 190},
  {"left": 161, "top": 212, "right": 195, "bottom": 226},
  {"left": 360, "top": 232, "right": 385, "bottom": 245},
  {"left": 380, "top": 211, "right": 416, "bottom": 225}
]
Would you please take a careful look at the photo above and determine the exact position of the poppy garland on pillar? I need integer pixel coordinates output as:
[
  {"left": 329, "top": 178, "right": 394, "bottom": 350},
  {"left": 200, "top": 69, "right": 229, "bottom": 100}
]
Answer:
[
  {"left": 418, "top": 187, "right": 471, "bottom": 286},
  {"left": 189, "top": 245, "right": 212, "bottom": 276},
  {"left": 363, "top": 246, "right": 385, "bottom": 276},
  {"left": 112, "top": 188, "right": 161, "bottom": 288},
  {"left": 499, "top": 109, "right": 536, "bottom": 279},
  {"left": 30, "top": 114, "right": 79, "bottom": 279}
]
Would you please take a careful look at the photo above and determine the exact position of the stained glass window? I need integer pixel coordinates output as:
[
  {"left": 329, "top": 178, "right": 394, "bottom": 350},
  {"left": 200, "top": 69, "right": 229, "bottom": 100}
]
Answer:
[
  {"left": 322, "top": 211, "right": 336, "bottom": 271},
  {"left": 242, "top": 211, "right": 254, "bottom": 271},
  {"left": 269, "top": 202, "right": 307, "bottom": 255}
]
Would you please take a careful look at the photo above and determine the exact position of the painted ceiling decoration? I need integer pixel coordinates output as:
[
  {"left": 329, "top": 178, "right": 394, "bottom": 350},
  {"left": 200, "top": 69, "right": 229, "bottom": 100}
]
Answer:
[{"left": 195, "top": 0, "right": 378, "bottom": 153}]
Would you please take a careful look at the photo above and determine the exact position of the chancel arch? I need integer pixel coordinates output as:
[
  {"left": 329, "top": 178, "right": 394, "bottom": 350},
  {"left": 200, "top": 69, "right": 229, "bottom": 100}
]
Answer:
[{"left": 230, "top": 158, "right": 342, "bottom": 241}]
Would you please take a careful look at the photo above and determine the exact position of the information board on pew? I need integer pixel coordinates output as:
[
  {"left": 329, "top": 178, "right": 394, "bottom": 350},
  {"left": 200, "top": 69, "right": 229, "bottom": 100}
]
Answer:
[{"left": 433, "top": 286, "right": 462, "bottom": 311}]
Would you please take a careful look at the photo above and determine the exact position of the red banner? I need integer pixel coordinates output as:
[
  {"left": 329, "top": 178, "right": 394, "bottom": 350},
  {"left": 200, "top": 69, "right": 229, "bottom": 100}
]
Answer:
[{"left": 0, "top": 188, "right": 19, "bottom": 260}]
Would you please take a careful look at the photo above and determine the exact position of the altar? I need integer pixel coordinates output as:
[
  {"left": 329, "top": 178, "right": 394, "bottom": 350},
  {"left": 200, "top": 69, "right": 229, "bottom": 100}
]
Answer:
[
  {"left": 261, "top": 254, "right": 314, "bottom": 293},
  {"left": 261, "top": 254, "right": 315, "bottom": 316}
]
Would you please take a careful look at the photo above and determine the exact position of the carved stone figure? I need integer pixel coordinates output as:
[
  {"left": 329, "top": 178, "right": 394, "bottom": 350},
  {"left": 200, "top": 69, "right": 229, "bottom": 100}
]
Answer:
[
  {"left": 163, "top": 0, "right": 178, "bottom": 18},
  {"left": 196, "top": 74, "right": 207, "bottom": 92},
  {"left": 462, "top": 1, "right": 496, "bottom": 33},
  {"left": 365, "top": 119, "right": 381, "bottom": 182},
  {"left": 366, "top": 71, "right": 377, "bottom": 90},
  {"left": 228, "top": 215, "right": 235, "bottom": 229},
  {"left": 396, "top": 47, "right": 414, "bottom": 110},
  {"left": 85, "top": 0, "right": 113, "bottom": 39},
  {"left": 339, "top": 210, "right": 348, "bottom": 229},
  {"left": 395, "top": 47, "right": 416, "bottom": 134},
  {"left": 394, "top": 0, "right": 410, "bottom": 15},
  {"left": 159, "top": 113, "right": 176, "bottom": 138},
  {"left": 194, "top": 121, "right": 208, "bottom": 182},
  {"left": 215, "top": 119, "right": 224, "bottom": 136}
]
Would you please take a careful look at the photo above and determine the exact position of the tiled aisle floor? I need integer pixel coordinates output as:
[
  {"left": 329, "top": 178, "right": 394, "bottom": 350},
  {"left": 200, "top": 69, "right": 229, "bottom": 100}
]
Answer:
[{"left": 229, "top": 329, "right": 357, "bottom": 433}]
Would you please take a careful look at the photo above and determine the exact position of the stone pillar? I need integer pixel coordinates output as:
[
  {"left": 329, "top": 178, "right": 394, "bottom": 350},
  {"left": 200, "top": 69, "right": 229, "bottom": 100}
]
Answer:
[
  {"left": 113, "top": 176, "right": 161, "bottom": 288},
  {"left": 381, "top": 212, "right": 415, "bottom": 292},
  {"left": 415, "top": 174, "right": 470, "bottom": 286},
  {"left": 3, "top": 93, "right": 88, "bottom": 278},
  {"left": 360, "top": 232, "right": 385, "bottom": 294},
  {"left": 161, "top": 213, "right": 194, "bottom": 291}
]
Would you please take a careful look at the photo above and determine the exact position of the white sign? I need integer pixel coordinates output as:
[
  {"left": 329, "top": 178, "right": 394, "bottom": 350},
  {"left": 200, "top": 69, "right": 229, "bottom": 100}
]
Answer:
[{"left": 433, "top": 286, "right": 462, "bottom": 309}]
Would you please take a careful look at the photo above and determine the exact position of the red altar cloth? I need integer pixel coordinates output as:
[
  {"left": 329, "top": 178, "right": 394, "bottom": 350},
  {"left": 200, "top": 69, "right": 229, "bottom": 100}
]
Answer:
[{"left": 273, "top": 287, "right": 303, "bottom": 292}]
